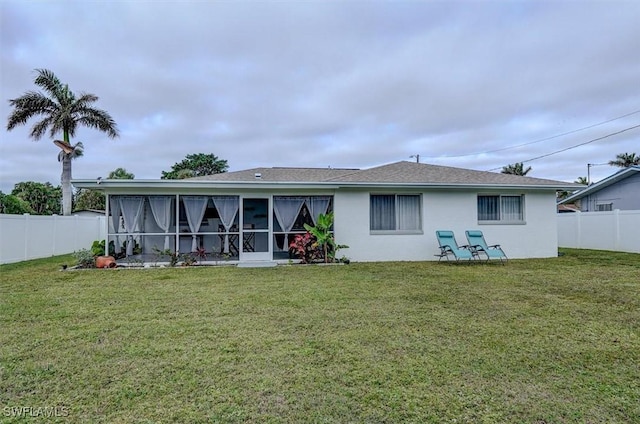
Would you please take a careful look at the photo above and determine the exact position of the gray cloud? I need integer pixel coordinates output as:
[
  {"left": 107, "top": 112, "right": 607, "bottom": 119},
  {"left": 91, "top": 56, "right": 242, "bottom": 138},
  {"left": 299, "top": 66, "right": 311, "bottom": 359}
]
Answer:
[{"left": 2, "top": 0, "right": 639, "bottom": 194}]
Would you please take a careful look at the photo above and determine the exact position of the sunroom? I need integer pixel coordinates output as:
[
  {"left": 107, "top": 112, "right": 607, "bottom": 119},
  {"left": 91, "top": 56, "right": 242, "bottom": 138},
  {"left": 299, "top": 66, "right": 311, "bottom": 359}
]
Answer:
[{"left": 107, "top": 194, "right": 333, "bottom": 263}]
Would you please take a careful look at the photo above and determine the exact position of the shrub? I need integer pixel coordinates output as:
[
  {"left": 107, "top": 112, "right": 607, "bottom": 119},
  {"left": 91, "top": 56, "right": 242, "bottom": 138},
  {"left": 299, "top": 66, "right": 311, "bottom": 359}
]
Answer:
[
  {"left": 289, "top": 232, "right": 322, "bottom": 264},
  {"left": 73, "top": 249, "right": 95, "bottom": 268},
  {"left": 91, "top": 240, "right": 116, "bottom": 257}
]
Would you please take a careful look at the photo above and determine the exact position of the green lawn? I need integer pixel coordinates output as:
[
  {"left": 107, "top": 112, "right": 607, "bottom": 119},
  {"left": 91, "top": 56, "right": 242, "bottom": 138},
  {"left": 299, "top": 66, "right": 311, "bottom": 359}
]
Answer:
[{"left": 1, "top": 249, "right": 638, "bottom": 423}]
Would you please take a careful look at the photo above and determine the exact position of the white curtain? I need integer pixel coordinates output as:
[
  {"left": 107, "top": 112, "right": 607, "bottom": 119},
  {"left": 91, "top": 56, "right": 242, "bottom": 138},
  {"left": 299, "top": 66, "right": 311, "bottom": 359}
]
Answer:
[
  {"left": 119, "top": 196, "right": 145, "bottom": 256},
  {"left": 370, "top": 195, "right": 395, "bottom": 231},
  {"left": 109, "top": 195, "right": 122, "bottom": 254},
  {"left": 502, "top": 196, "right": 523, "bottom": 221},
  {"left": 212, "top": 196, "right": 239, "bottom": 253},
  {"left": 397, "top": 195, "right": 421, "bottom": 230},
  {"left": 148, "top": 196, "right": 173, "bottom": 250},
  {"left": 274, "top": 197, "right": 305, "bottom": 250},
  {"left": 182, "top": 196, "right": 208, "bottom": 251},
  {"left": 307, "top": 196, "right": 331, "bottom": 225},
  {"left": 477, "top": 196, "right": 499, "bottom": 221}
]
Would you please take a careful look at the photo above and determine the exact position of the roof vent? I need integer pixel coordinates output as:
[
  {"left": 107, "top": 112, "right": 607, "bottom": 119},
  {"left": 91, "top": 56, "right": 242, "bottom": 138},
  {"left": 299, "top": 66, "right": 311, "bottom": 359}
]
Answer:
[{"left": 254, "top": 173, "right": 262, "bottom": 180}]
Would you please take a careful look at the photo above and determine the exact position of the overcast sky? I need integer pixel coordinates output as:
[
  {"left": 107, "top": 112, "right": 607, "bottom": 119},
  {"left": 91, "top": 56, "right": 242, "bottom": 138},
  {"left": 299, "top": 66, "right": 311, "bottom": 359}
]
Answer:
[{"left": 2, "top": 0, "right": 639, "bottom": 194}]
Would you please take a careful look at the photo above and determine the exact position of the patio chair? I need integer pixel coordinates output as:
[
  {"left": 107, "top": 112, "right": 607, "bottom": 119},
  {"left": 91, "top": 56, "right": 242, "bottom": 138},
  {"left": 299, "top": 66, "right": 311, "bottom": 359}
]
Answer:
[
  {"left": 435, "top": 230, "right": 476, "bottom": 262},
  {"left": 465, "top": 230, "right": 508, "bottom": 264}
]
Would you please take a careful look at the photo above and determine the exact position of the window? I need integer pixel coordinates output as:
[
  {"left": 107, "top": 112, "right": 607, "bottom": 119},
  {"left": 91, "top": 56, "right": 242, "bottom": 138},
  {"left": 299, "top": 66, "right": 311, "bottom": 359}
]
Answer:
[
  {"left": 370, "top": 194, "right": 421, "bottom": 232},
  {"left": 595, "top": 203, "right": 612, "bottom": 211},
  {"left": 477, "top": 195, "right": 524, "bottom": 223}
]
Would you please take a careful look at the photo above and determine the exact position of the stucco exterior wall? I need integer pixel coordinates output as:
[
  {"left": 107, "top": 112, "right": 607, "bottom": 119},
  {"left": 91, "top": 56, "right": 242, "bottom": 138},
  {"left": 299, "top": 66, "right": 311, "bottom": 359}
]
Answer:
[{"left": 334, "top": 189, "right": 559, "bottom": 261}]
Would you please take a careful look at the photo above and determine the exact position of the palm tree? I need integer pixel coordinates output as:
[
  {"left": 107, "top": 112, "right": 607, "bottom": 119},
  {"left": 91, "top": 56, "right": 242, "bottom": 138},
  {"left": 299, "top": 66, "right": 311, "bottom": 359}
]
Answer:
[
  {"left": 608, "top": 152, "right": 640, "bottom": 168},
  {"left": 575, "top": 176, "right": 588, "bottom": 185},
  {"left": 7, "top": 69, "right": 119, "bottom": 215},
  {"left": 501, "top": 162, "right": 532, "bottom": 176}
]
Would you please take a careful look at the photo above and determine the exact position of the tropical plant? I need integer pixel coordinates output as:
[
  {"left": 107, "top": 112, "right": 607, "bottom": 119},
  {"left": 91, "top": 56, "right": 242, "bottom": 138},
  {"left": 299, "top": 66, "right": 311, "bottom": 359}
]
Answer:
[
  {"left": 6, "top": 68, "right": 119, "bottom": 215},
  {"left": 289, "top": 232, "right": 322, "bottom": 264},
  {"left": 575, "top": 176, "right": 588, "bottom": 185},
  {"left": 91, "top": 239, "right": 116, "bottom": 257},
  {"left": 161, "top": 153, "right": 228, "bottom": 179},
  {"left": 501, "top": 162, "right": 532, "bottom": 176},
  {"left": 608, "top": 152, "right": 640, "bottom": 168},
  {"left": 11, "top": 181, "right": 62, "bottom": 215},
  {"left": 303, "top": 212, "right": 348, "bottom": 263}
]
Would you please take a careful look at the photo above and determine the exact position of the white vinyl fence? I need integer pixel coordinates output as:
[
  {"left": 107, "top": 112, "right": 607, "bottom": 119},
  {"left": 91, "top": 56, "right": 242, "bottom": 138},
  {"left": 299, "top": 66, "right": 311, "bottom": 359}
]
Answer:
[
  {"left": 0, "top": 213, "right": 106, "bottom": 264},
  {"left": 557, "top": 210, "right": 640, "bottom": 254}
]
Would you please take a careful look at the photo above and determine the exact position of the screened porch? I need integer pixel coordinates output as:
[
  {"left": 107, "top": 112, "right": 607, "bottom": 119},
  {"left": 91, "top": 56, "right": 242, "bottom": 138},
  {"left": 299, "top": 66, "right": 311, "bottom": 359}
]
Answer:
[{"left": 106, "top": 194, "right": 333, "bottom": 263}]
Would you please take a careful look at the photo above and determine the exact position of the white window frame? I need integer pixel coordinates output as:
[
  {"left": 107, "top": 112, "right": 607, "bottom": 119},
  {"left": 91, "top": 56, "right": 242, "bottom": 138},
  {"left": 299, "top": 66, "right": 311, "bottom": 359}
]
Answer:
[
  {"left": 370, "top": 194, "right": 423, "bottom": 234},
  {"left": 595, "top": 202, "right": 613, "bottom": 212},
  {"left": 477, "top": 194, "right": 526, "bottom": 224}
]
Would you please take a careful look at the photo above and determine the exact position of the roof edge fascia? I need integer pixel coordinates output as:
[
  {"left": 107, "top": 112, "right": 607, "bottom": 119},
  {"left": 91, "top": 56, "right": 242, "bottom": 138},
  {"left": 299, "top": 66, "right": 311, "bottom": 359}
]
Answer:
[{"left": 72, "top": 179, "right": 577, "bottom": 191}]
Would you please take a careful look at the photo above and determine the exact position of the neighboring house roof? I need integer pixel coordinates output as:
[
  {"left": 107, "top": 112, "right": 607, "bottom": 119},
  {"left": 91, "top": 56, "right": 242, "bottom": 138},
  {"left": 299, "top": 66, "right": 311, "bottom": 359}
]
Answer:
[
  {"left": 557, "top": 204, "right": 579, "bottom": 213},
  {"left": 73, "top": 161, "right": 580, "bottom": 191},
  {"left": 558, "top": 165, "right": 640, "bottom": 204},
  {"left": 72, "top": 209, "right": 105, "bottom": 215}
]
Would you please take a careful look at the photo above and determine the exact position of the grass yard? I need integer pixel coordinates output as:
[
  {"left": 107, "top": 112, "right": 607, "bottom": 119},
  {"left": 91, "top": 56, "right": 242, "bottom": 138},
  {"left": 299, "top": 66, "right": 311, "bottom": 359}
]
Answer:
[{"left": 1, "top": 249, "right": 639, "bottom": 423}]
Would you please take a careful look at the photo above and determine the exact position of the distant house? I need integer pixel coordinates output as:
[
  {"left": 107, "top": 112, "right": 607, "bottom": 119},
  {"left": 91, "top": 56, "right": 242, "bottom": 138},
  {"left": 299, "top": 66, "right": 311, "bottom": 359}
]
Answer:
[
  {"left": 559, "top": 166, "right": 640, "bottom": 212},
  {"left": 72, "top": 209, "right": 105, "bottom": 218},
  {"left": 72, "top": 161, "right": 578, "bottom": 263}
]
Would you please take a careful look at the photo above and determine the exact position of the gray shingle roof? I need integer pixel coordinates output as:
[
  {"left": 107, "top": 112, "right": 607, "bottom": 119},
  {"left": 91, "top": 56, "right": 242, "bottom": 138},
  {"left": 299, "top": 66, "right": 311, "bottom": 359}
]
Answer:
[
  {"left": 191, "top": 167, "right": 359, "bottom": 182},
  {"left": 192, "top": 161, "right": 576, "bottom": 187}
]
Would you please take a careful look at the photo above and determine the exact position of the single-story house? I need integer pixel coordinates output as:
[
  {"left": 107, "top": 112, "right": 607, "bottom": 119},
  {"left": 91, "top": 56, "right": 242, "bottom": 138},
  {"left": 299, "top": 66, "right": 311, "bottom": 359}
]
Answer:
[
  {"left": 559, "top": 166, "right": 640, "bottom": 212},
  {"left": 72, "top": 161, "right": 579, "bottom": 263}
]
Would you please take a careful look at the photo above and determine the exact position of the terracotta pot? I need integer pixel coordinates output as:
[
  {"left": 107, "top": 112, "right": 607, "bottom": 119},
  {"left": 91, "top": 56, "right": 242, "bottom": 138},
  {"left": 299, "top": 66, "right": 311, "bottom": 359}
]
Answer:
[{"left": 95, "top": 255, "right": 117, "bottom": 269}]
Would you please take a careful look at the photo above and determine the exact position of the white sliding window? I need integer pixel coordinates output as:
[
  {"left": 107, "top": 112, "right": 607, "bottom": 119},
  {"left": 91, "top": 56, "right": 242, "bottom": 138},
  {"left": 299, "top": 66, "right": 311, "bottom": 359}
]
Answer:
[{"left": 370, "top": 194, "right": 421, "bottom": 233}]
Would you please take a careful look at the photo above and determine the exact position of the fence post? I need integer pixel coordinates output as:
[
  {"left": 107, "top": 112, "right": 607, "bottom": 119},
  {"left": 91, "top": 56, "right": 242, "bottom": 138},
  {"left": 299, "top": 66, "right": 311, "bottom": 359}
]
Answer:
[
  {"left": 51, "top": 214, "right": 58, "bottom": 256},
  {"left": 614, "top": 209, "right": 620, "bottom": 251},
  {"left": 575, "top": 211, "right": 582, "bottom": 248},
  {"left": 23, "top": 213, "right": 30, "bottom": 262}
]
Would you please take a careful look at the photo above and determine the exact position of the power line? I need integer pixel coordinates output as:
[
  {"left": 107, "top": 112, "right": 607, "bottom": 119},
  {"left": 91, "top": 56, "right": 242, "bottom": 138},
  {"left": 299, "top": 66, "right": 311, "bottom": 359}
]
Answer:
[
  {"left": 487, "top": 123, "right": 640, "bottom": 171},
  {"left": 426, "top": 109, "right": 640, "bottom": 159}
]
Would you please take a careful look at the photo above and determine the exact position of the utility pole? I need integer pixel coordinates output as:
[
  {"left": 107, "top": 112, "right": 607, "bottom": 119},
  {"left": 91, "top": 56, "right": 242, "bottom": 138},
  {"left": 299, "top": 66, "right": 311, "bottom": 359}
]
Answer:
[{"left": 587, "top": 162, "right": 607, "bottom": 185}]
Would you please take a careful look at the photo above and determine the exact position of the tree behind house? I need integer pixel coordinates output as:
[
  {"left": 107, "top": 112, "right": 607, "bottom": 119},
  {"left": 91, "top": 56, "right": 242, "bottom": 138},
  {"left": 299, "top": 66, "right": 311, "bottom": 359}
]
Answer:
[
  {"left": 609, "top": 152, "right": 640, "bottom": 168},
  {"left": 501, "top": 162, "right": 532, "bottom": 176},
  {"left": 11, "top": 181, "right": 62, "bottom": 215},
  {"left": 161, "top": 153, "right": 228, "bottom": 179}
]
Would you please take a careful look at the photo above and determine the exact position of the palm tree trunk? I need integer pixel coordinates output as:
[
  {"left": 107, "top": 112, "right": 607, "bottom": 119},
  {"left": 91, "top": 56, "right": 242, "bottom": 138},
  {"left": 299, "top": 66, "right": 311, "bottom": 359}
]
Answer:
[
  {"left": 61, "top": 130, "right": 72, "bottom": 215},
  {"left": 61, "top": 154, "right": 72, "bottom": 215}
]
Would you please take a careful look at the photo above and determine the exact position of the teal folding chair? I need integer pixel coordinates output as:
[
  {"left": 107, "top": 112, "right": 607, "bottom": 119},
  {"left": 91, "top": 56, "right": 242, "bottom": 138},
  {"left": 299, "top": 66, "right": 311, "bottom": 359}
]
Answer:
[
  {"left": 465, "top": 230, "right": 508, "bottom": 264},
  {"left": 435, "top": 230, "right": 476, "bottom": 262}
]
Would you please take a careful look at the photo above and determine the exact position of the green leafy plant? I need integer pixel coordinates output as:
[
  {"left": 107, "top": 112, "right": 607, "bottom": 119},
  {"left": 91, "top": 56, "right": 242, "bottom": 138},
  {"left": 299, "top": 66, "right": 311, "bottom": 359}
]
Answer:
[
  {"left": 152, "top": 247, "right": 181, "bottom": 267},
  {"left": 91, "top": 239, "right": 116, "bottom": 257},
  {"left": 72, "top": 248, "right": 95, "bottom": 268},
  {"left": 122, "top": 239, "right": 142, "bottom": 255},
  {"left": 303, "top": 212, "right": 348, "bottom": 263},
  {"left": 289, "top": 232, "right": 322, "bottom": 264}
]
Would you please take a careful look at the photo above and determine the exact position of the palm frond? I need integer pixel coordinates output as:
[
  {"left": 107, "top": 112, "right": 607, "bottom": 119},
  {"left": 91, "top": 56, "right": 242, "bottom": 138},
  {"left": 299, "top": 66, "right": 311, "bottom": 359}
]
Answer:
[
  {"left": 77, "top": 108, "right": 119, "bottom": 138},
  {"left": 33, "top": 69, "right": 63, "bottom": 96},
  {"left": 31, "top": 116, "right": 54, "bottom": 139}
]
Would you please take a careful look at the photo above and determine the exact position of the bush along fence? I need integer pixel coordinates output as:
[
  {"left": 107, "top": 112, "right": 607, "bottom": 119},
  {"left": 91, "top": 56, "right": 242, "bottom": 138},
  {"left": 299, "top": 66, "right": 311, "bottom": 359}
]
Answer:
[{"left": 0, "top": 213, "right": 106, "bottom": 264}]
